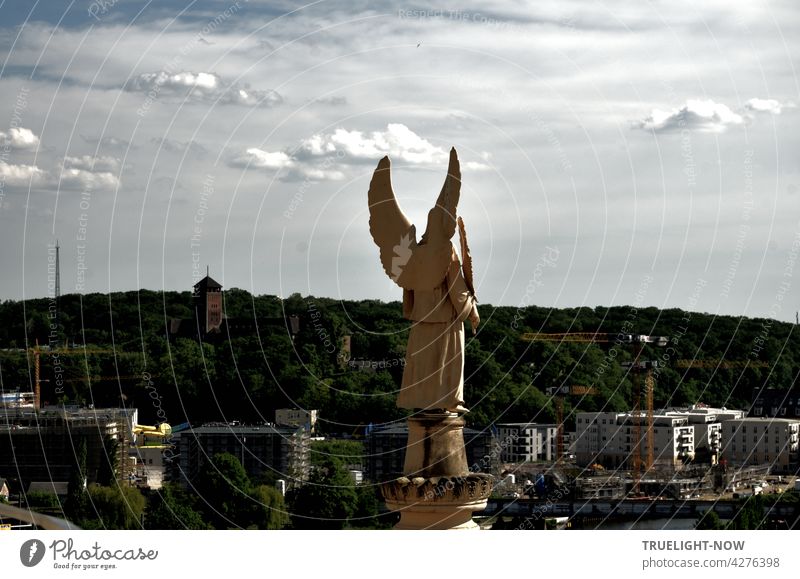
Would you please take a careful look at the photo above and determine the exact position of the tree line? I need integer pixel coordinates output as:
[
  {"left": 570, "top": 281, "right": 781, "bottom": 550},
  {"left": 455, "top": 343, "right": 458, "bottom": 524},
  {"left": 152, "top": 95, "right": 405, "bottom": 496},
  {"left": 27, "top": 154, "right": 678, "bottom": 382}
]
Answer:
[{"left": 0, "top": 289, "right": 796, "bottom": 431}]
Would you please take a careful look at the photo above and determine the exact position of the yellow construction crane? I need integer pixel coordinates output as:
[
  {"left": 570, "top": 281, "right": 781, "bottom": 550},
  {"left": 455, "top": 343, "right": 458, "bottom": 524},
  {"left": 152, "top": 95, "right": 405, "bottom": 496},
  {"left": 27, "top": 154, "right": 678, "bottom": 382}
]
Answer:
[
  {"left": 1, "top": 341, "right": 144, "bottom": 408},
  {"left": 676, "top": 359, "right": 770, "bottom": 369},
  {"left": 29, "top": 343, "right": 116, "bottom": 409},
  {"left": 521, "top": 332, "right": 668, "bottom": 490}
]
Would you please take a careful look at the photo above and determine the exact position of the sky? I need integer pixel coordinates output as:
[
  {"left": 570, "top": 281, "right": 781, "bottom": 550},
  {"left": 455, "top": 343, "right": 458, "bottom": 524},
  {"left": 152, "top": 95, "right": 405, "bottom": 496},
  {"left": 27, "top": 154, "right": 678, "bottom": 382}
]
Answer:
[{"left": 0, "top": 0, "right": 798, "bottom": 322}]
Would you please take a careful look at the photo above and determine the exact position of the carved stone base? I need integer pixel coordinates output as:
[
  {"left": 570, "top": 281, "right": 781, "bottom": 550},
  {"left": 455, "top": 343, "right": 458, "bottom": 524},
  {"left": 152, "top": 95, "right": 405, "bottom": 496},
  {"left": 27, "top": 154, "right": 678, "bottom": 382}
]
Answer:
[
  {"left": 380, "top": 411, "right": 494, "bottom": 530},
  {"left": 381, "top": 473, "right": 493, "bottom": 530}
]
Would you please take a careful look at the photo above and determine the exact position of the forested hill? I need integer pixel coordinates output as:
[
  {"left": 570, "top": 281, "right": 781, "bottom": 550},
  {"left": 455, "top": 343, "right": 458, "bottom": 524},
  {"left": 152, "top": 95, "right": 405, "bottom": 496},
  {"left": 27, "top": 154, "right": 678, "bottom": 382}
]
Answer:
[{"left": 0, "top": 290, "right": 796, "bottom": 432}]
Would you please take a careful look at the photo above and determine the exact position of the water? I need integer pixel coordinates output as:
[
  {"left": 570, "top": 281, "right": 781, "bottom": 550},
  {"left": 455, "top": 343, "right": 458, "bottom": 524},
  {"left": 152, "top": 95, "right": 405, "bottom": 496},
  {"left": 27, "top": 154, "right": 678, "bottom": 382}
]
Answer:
[{"left": 592, "top": 518, "right": 696, "bottom": 530}]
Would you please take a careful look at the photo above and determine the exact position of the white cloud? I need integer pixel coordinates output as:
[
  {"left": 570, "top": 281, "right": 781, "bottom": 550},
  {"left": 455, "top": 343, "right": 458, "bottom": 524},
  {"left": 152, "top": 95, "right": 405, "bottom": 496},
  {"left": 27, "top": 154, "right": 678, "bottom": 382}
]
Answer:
[
  {"left": 232, "top": 124, "right": 492, "bottom": 179},
  {"left": 58, "top": 168, "right": 120, "bottom": 191},
  {"left": 300, "top": 168, "right": 346, "bottom": 181},
  {"left": 229, "top": 147, "right": 348, "bottom": 181},
  {"left": 128, "top": 70, "right": 282, "bottom": 107},
  {"left": 131, "top": 71, "right": 220, "bottom": 92},
  {"left": 302, "top": 123, "right": 449, "bottom": 164},
  {"left": 63, "top": 155, "right": 121, "bottom": 173},
  {"left": 464, "top": 161, "right": 492, "bottom": 171},
  {"left": 635, "top": 99, "right": 745, "bottom": 132},
  {"left": 0, "top": 127, "right": 40, "bottom": 150},
  {"left": 0, "top": 161, "right": 46, "bottom": 186},
  {"left": 231, "top": 148, "right": 294, "bottom": 169},
  {"left": 745, "top": 98, "right": 786, "bottom": 115}
]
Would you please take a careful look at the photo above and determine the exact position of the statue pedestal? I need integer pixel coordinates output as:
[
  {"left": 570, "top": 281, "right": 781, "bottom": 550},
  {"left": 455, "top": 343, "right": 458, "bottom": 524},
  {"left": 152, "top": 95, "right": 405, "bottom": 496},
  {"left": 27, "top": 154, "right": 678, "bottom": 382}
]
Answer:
[{"left": 380, "top": 411, "right": 493, "bottom": 530}]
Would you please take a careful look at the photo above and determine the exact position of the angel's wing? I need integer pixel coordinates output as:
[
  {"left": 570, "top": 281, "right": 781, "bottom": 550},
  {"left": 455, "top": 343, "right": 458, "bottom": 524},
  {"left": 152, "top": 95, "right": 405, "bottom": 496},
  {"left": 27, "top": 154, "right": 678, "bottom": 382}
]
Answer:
[
  {"left": 458, "top": 216, "right": 477, "bottom": 300},
  {"left": 368, "top": 156, "right": 416, "bottom": 281},
  {"left": 368, "top": 155, "right": 452, "bottom": 290},
  {"left": 422, "top": 147, "right": 461, "bottom": 245}
]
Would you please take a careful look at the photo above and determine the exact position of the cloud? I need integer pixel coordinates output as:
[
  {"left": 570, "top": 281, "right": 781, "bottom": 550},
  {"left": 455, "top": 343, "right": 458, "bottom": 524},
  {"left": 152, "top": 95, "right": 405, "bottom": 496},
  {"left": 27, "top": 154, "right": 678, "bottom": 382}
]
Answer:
[
  {"left": 635, "top": 99, "right": 745, "bottom": 133},
  {"left": 230, "top": 124, "right": 491, "bottom": 180},
  {"left": 300, "top": 123, "right": 450, "bottom": 164},
  {"left": 745, "top": 98, "right": 788, "bottom": 115},
  {"left": 0, "top": 127, "right": 40, "bottom": 150},
  {"left": 80, "top": 135, "right": 133, "bottom": 150},
  {"left": 313, "top": 95, "right": 347, "bottom": 106},
  {"left": 58, "top": 156, "right": 120, "bottom": 190},
  {"left": 0, "top": 161, "right": 47, "bottom": 186},
  {"left": 63, "top": 155, "right": 120, "bottom": 173},
  {"left": 231, "top": 148, "right": 294, "bottom": 169},
  {"left": 58, "top": 168, "right": 120, "bottom": 191},
  {"left": 0, "top": 156, "right": 119, "bottom": 191},
  {"left": 150, "top": 137, "right": 207, "bottom": 156},
  {"left": 229, "top": 147, "right": 346, "bottom": 181},
  {"left": 127, "top": 71, "right": 282, "bottom": 107}
]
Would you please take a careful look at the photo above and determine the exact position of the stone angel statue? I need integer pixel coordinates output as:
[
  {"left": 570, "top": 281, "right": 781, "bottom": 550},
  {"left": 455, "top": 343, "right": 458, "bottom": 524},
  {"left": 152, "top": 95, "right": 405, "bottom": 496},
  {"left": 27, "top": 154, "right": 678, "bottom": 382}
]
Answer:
[{"left": 368, "top": 147, "right": 479, "bottom": 414}]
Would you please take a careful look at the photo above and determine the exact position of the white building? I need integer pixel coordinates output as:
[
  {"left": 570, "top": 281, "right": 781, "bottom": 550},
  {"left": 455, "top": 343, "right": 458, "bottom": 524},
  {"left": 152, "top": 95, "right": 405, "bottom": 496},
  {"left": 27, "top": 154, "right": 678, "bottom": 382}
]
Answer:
[
  {"left": 575, "top": 412, "right": 695, "bottom": 469},
  {"left": 495, "top": 423, "right": 557, "bottom": 463},
  {"left": 720, "top": 418, "right": 800, "bottom": 472},
  {"left": 664, "top": 406, "right": 745, "bottom": 461}
]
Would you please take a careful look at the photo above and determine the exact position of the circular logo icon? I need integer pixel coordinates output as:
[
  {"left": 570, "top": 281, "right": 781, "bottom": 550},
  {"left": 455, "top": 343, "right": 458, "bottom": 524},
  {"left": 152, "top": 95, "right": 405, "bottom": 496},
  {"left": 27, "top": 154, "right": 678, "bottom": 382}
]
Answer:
[{"left": 20, "top": 539, "right": 46, "bottom": 567}]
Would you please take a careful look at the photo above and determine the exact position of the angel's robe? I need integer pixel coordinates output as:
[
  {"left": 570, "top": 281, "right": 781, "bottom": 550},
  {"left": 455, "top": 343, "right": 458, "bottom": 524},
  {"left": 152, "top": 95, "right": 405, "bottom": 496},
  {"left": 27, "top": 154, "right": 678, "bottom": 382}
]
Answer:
[{"left": 397, "top": 247, "right": 476, "bottom": 411}]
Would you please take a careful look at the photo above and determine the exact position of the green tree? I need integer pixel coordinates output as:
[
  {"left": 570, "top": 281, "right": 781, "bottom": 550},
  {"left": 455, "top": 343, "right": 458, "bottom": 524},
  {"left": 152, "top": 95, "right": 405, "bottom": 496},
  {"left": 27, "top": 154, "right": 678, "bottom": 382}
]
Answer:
[
  {"left": 96, "top": 436, "right": 119, "bottom": 486},
  {"left": 728, "top": 496, "right": 765, "bottom": 530},
  {"left": 196, "top": 452, "right": 253, "bottom": 529},
  {"left": 65, "top": 437, "right": 88, "bottom": 523},
  {"left": 245, "top": 484, "right": 289, "bottom": 530},
  {"left": 26, "top": 491, "right": 61, "bottom": 511},
  {"left": 82, "top": 484, "right": 146, "bottom": 529},
  {"left": 144, "top": 484, "right": 210, "bottom": 530},
  {"left": 287, "top": 459, "right": 357, "bottom": 530},
  {"left": 695, "top": 510, "right": 725, "bottom": 530}
]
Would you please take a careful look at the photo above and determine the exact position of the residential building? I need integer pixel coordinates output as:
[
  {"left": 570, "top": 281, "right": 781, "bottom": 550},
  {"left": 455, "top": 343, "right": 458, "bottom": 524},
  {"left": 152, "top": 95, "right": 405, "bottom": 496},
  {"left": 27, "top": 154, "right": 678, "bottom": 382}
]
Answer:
[
  {"left": 0, "top": 406, "right": 136, "bottom": 489},
  {"left": 575, "top": 411, "right": 695, "bottom": 469},
  {"left": 495, "top": 423, "right": 557, "bottom": 463},
  {"left": 169, "top": 424, "right": 310, "bottom": 489},
  {"left": 664, "top": 406, "right": 745, "bottom": 462},
  {"left": 720, "top": 417, "right": 800, "bottom": 473},
  {"left": 751, "top": 389, "right": 800, "bottom": 419}
]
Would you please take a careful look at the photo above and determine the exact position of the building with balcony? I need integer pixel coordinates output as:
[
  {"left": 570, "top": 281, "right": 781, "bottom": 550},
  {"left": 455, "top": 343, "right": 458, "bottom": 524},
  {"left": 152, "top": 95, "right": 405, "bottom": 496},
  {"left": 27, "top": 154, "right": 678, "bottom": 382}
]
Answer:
[
  {"left": 575, "top": 411, "right": 695, "bottom": 469},
  {"left": 495, "top": 423, "right": 557, "bottom": 463},
  {"left": 720, "top": 418, "right": 800, "bottom": 473},
  {"left": 663, "top": 406, "right": 745, "bottom": 463},
  {"left": 169, "top": 423, "right": 310, "bottom": 489}
]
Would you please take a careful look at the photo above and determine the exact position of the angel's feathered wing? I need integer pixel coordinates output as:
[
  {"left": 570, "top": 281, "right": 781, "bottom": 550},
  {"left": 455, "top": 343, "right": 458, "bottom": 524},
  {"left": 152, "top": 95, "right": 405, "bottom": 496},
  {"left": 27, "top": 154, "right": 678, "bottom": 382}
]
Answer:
[
  {"left": 422, "top": 147, "right": 461, "bottom": 245},
  {"left": 368, "top": 151, "right": 459, "bottom": 290}
]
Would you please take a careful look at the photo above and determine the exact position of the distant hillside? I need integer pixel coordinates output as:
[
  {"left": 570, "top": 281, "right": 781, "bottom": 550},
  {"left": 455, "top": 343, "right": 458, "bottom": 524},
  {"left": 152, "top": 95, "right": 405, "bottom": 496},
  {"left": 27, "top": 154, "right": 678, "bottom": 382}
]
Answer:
[{"left": 0, "top": 290, "right": 796, "bottom": 431}]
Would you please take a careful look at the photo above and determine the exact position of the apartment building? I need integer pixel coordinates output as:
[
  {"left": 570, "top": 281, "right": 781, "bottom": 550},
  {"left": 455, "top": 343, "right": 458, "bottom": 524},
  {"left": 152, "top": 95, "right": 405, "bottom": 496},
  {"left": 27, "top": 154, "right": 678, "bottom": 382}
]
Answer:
[
  {"left": 720, "top": 418, "right": 800, "bottom": 473},
  {"left": 575, "top": 411, "right": 695, "bottom": 468},
  {"left": 495, "top": 423, "right": 557, "bottom": 463}
]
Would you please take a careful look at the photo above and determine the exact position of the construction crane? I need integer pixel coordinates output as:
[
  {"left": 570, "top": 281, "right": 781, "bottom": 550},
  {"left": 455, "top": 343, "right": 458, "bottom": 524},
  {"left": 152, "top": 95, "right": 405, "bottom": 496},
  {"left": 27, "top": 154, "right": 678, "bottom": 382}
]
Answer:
[
  {"left": 27, "top": 344, "right": 116, "bottom": 409},
  {"left": 621, "top": 359, "right": 659, "bottom": 477},
  {"left": 64, "top": 374, "right": 158, "bottom": 383},
  {"left": 676, "top": 359, "right": 769, "bottom": 369},
  {"left": 545, "top": 384, "right": 598, "bottom": 461},
  {"left": 522, "top": 332, "right": 668, "bottom": 490}
]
